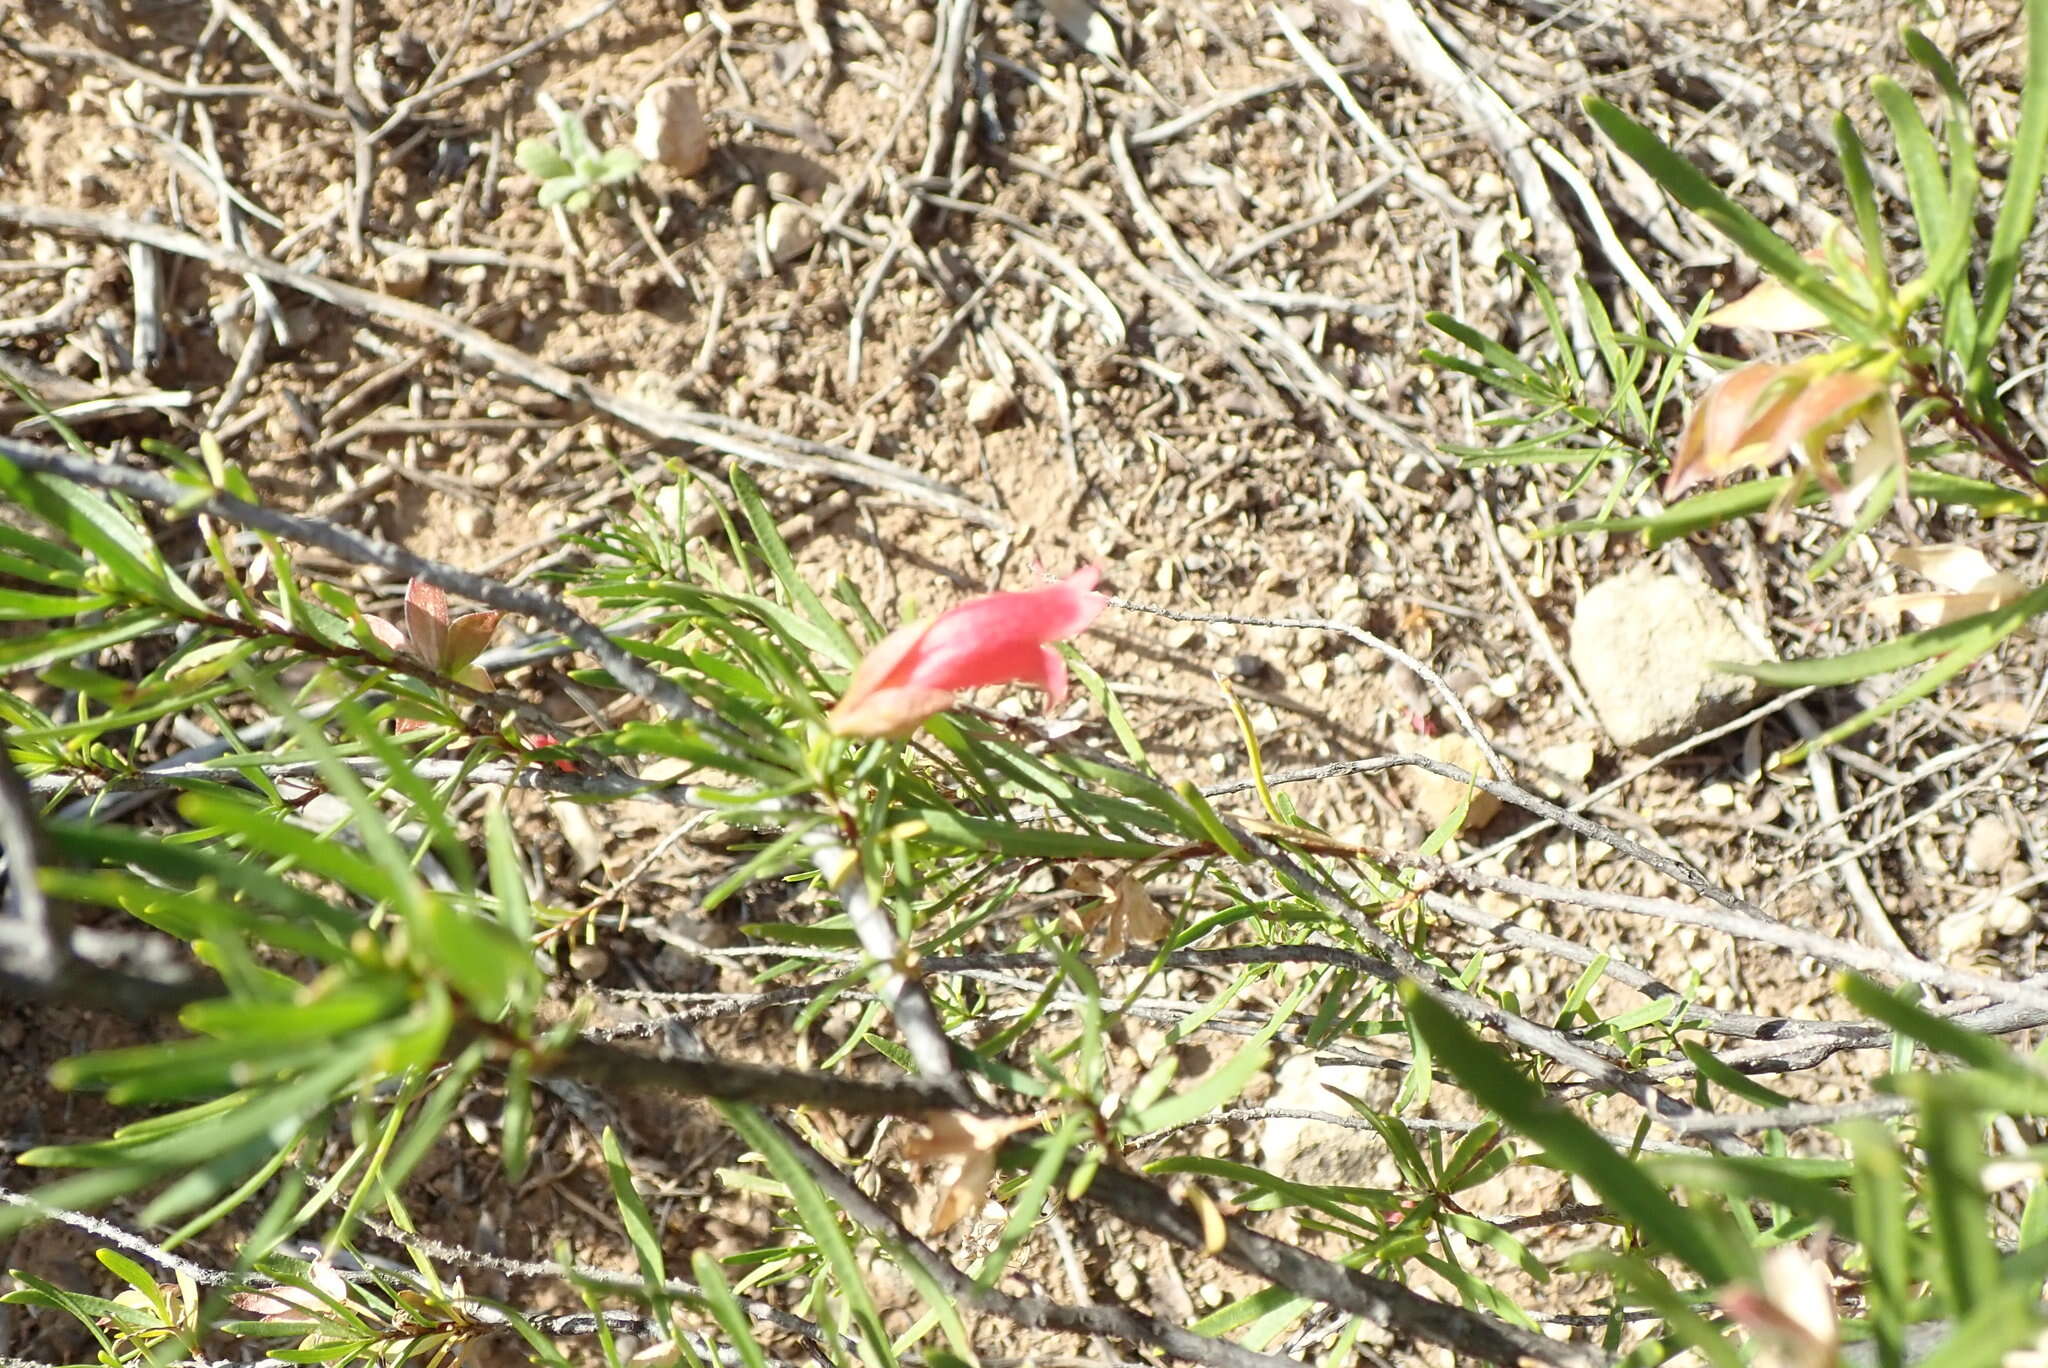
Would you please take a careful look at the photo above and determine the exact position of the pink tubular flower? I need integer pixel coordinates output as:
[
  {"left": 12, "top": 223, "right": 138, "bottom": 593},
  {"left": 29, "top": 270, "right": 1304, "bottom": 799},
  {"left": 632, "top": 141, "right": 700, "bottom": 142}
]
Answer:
[{"left": 827, "top": 567, "right": 1109, "bottom": 739}]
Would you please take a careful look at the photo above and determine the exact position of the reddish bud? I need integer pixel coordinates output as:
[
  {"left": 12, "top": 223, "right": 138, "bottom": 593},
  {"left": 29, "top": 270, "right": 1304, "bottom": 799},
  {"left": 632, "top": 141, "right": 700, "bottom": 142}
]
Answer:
[{"left": 1666, "top": 363, "right": 1883, "bottom": 499}]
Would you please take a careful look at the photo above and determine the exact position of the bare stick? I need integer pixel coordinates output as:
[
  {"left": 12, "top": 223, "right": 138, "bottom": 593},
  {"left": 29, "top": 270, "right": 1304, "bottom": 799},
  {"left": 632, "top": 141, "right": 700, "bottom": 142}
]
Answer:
[
  {"left": 0, "top": 435, "right": 712, "bottom": 726},
  {"left": 1072, "top": 1161, "right": 1608, "bottom": 1368},
  {"left": 0, "top": 202, "right": 1000, "bottom": 527},
  {"left": 764, "top": 1118, "right": 1356, "bottom": 1368},
  {"left": 547, "top": 1036, "right": 978, "bottom": 1116},
  {"left": 1114, "top": 595, "right": 1509, "bottom": 778},
  {"left": 1787, "top": 699, "right": 1914, "bottom": 958},
  {"left": 1428, "top": 860, "right": 2048, "bottom": 1016},
  {"left": 1105, "top": 125, "right": 1431, "bottom": 456},
  {"left": 806, "top": 832, "right": 967, "bottom": 1089},
  {"left": 0, "top": 749, "right": 217, "bottom": 1015},
  {"left": 363, "top": 1217, "right": 843, "bottom": 1351}
]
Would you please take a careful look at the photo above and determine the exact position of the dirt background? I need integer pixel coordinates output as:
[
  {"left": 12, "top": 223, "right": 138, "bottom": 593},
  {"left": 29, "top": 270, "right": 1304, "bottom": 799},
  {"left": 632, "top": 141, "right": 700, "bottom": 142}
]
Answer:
[{"left": 3, "top": 0, "right": 2046, "bottom": 1361}]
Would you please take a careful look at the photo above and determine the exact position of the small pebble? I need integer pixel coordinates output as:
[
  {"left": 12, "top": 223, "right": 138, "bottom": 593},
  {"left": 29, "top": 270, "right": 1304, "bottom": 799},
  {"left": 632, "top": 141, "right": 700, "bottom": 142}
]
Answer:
[
  {"left": 1989, "top": 895, "right": 2036, "bottom": 938},
  {"left": 1963, "top": 814, "right": 2019, "bottom": 874},
  {"left": 633, "top": 79, "right": 710, "bottom": 177},
  {"left": 377, "top": 250, "right": 432, "bottom": 298},
  {"left": 1299, "top": 659, "right": 1329, "bottom": 692},
  {"left": 1410, "top": 735, "right": 1503, "bottom": 834},
  {"left": 1936, "top": 908, "right": 1992, "bottom": 959},
  {"left": 1460, "top": 685, "right": 1503, "bottom": 721},
  {"left": 1228, "top": 653, "right": 1267, "bottom": 681},
  {"left": 766, "top": 168, "right": 799, "bottom": 198},
  {"left": 470, "top": 458, "right": 512, "bottom": 489},
  {"left": 731, "top": 183, "right": 764, "bottom": 222},
  {"left": 454, "top": 506, "right": 492, "bottom": 538},
  {"left": 903, "top": 8, "right": 936, "bottom": 41},
  {"left": 1536, "top": 741, "right": 1596, "bottom": 785},
  {"left": 567, "top": 943, "right": 609, "bottom": 977},
  {"left": 1390, "top": 452, "right": 1431, "bottom": 489},
  {"left": 765, "top": 201, "right": 817, "bottom": 261},
  {"left": 965, "top": 377, "right": 1015, "bottom": 431},
  {"left": 1442, "top": 665, "right": 1486, "bottom": 694}
]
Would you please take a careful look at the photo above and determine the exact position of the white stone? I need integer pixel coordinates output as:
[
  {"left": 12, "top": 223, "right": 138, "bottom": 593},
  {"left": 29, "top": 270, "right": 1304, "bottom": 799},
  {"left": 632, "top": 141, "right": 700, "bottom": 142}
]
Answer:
[
  {"left": 1568, "top": 569, "right": 1773, "bottom": 752},
  {"left": 765, "top": 201, "right": 818, "bottom": 262},
  {"left": 1936, "top": 908, "right": 1992, "bottom": 959},
  {"left": 1536, "top": 741, "right": 1596, "bottom": 785},
  {"left": 633, "top": 80, "right": 710, "bottom": 177},
  {"left": 1963, "top": 815, "right": 2019, "bottom": 874},
  {"left": 1988, "top": 895, "right": 2036, "bottom": 937},
  {"left": 1258, "top": 1055, "right": 1403, "bottom": 1188},
  {"left": 966, "top": 378, "right": 1015, "bottom": 432},
  {"left": 376, "top": 250, "right": 432, "bottom": 298}
]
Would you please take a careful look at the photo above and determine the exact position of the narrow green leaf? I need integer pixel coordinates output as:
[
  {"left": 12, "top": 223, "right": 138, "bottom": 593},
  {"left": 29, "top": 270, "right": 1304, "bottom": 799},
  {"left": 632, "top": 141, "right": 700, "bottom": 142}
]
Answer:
[
  {"left": 1402, "top": 983, "right": 1737, "bottom": 1283},
  {"left": 1972, "top": 0, "right": 2048, "bottom": 393},
  {"left": 1583, "top": 97, "right": 1875, "bottom": 339},
  {"left": 1832, "top": 114, "right": 1893, "bottom": 305},
  {"left": 0, "top": 585, "right": 119, "bottom": 618},
  {"left": 1124, "top": 1042, "right": 1270, "bottom": 1135},
  {"left": 907, "top": 805, "right": 1165, "bottom": 860},
  {"left": 689, "top": 1252, "right": 772, "bottom": 1368},
  {"left": 484, "top": 794, "right": 534, "bottom": 941},
  {"left": 717, "top": 1106, "right": 892, "bottom": 1360},
  {"left": 408, "top": 895, "right": 537, "bottom": 1020},
  {"left": 1767, "top": 583, "right": 2048, "bottom": 760},
  {"left": 178, "top": 789, "right": 407, "bottom": 908},
  {"left": 1895, "top": 1072, "right": 1999, "bottom": 1316},
  {"left": 1874, "top": 78, "right": 1963, "bottom": 297},
  {"left": 0, "top": 611, "right": 166, "bottom": 671},
  {"left": 0, "top": 460, "right": 192, "bottom": 607},
  {"left": 1840, "top": 974, "right": 2037, "bottom": 1074},
  {"left": 602, "top": 1127, "right": 669, "bottom": 1294},
  {"left": 1848, "top": 1124, "right": 1910, "bottom": 1368},
  {"left": 730, "top": 468, "right": 855, "bottom": 659},
  {"left": 1727, "top": 581, "right": 2048, "bottom": 688},
  {"left": 1424, "top": 313, "right": 1547, "bottom": 386}
]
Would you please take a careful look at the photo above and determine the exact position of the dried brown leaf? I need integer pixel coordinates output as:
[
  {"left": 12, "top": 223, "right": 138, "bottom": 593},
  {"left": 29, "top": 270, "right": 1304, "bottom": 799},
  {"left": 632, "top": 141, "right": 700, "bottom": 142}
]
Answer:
[
  {"left": 1072, "top": 865, "right": 1167, "bottom": 956},
  {"left": 1703, "top": 278, "right": 1833, "bottom": 333},
  {"left": 901, "top": 1111, "right": 1043, "bottom": 1236},
  {"left": 1865, "top": 543, "right": 2029, "bottom": 627}
]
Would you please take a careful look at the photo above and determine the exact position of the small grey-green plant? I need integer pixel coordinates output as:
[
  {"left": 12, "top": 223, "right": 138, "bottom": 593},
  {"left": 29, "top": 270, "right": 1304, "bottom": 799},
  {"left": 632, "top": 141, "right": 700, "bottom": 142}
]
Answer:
[{"left": 515, "top": 93, "right": 642, "bottom": 213}]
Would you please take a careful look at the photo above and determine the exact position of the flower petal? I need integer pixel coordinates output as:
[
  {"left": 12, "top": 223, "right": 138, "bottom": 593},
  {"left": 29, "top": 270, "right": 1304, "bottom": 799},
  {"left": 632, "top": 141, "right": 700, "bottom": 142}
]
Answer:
[
  {"left": 443, "top": 611, "right": 505, "bottom": 675},
  {"left": 827, "top": 568, "right": 1107, "bottom": 738},
  {"left": 364, "top": 614, "right": 410, "bottom": 655},
  {"left": 1666, "top": 365, "right": 1793, "bottom": 498},
  {"left": 893, "top": 568, "right": 1106, "bottom": 695},
  {"left": 827, "top": 618, "right": 939, "bottom": 736},
  {"left": 827, "top": 683, "right": 958, "bottom": 740},
  {"left": 405, "top": 579, "right": 449, "bottom": 669},
  {"left": 1665, "top": 366, "right": 1881, "bottom": 499}
]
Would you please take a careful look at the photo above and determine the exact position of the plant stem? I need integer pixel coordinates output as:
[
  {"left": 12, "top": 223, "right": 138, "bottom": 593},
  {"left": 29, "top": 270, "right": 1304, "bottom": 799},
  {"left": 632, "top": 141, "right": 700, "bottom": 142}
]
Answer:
[{"left": 1903, "top": 361, "right": 2048, "bottom": 488}]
